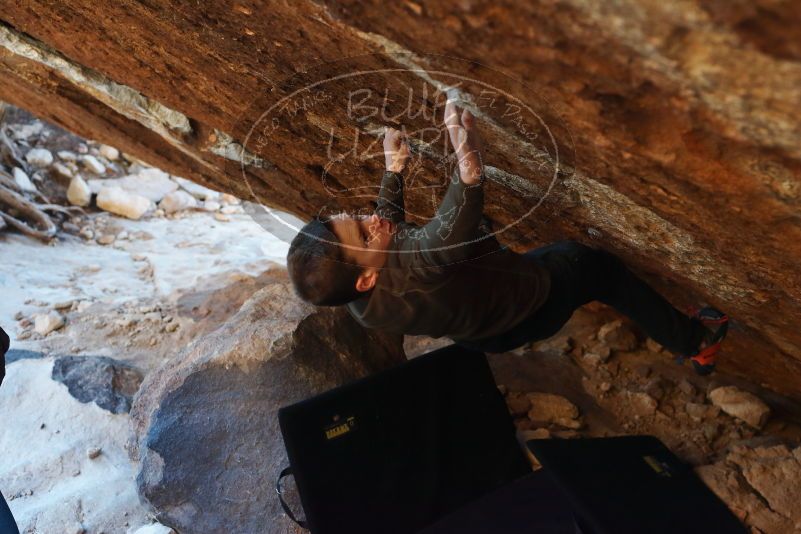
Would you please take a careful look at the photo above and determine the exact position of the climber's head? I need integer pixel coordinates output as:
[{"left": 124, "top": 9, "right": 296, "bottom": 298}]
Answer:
[{"left": 287, "top": 212, "right": 393, "bottom": 306}]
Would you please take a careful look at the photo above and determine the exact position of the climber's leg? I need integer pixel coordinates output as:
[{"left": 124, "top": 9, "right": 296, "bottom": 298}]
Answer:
[
  {"left": 455, "top": 241, "right": 595, "bottom": 353},
  {"left": 543, "top": 241, "right": 708, "bottom": 356}
]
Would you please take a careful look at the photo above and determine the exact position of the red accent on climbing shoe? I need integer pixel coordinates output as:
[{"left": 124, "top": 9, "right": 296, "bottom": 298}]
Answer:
[{"left": 690, "top": 342, "right": 720, "bottom": 366}]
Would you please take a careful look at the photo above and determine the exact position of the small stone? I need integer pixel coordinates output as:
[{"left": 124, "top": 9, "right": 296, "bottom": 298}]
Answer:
[
  {"left": 555, "top": 417, "right": 583, "bottom": 430},
  {"left": 117, "top": 230, "right": 129, "bottom": 240},
  {"left": 214, "top": 213, "right": 230, "bottom": 222},
  {"left": 506, "top": 392, "right": 531, "bottom": 417},
  {"left": 132, "top": 253, "right": 147, "bottom": 262},
  {"left": 77, "top": 143, "right": 88, "bottom": 154},
  {"left": 18, "top": 318, "right": 32, "bottom": 328},
  {"left": 645, "top": 338, "right": 663, "bottom": 353},
  {"left": 67, "top": 176, "right": 92, "bottom": 207},
  {"left": 585, "top": 341, "right": 611, "bottom": 362},
  {"left": 25, "top": 148, "right": 53, "bottom": 167},
  {"left": 62, "top": 222, "right": 80, "bottom": 234},
  {"left": 131, "top": 522, "right": 177, "bottom": 534},
  {"left": 520, "top": 428, "right": 551, "bottom": 441},
  {"left": 628, "top": 391, "right": 658, "bottom": 417},
  {"left": 79, "top": 228, "right": 95, "bottom": 240},
  {"left": 527, "top": 393, "right": 579, "bottom": 423},
  {"left": 80, "top": 154, "right": 106, "bottom": 174},
  {"left": 709, "top": 386, "right": 771, "bottom": 429},
  {"left": 13, "top": 167, "right": 37, "bottom": 192},
  {"left": 597, "top": 319, "right": 638, "bottom": 351},
  {"left": 53, "top": 300, "right": 74, "bottom": 310},
  {"left": 52, "top": 162, "right": 74, "bottom": 179},
  {"left": 165, "top": 321, "right": 180, "bottom": 333},
  {"left": 220, "top": 193, "right": 240, "bottom": 205},
  {"left": 33, "top": 311, "right": 65, "bottom": 335},
  {"left": 644, "top": 378, "right": 666, "bottom": 400},
  {"left": 685, "top": 402, "right": 709, "bottom": 421},
  {"left": 87, "top": 447, "right": 102, "bottom": 459},
  {"left": 678, "top": 379, "right": 696, "bottom": 397},
  {"left": 96, "top": 234, "right": 116, "bottom": 245},
  {"left": 202, "top": 200, "right": 221, "bottom": 211},
  {"left": 17, "top": 331, "right": 32, "bottom": 340},
  {"left": 98, "top": 144, "right": 120, "bottom": 160},
  {"left": 72, "top": 469, "right": 81, "bottom": 477},
  {"left": 173, "top": 176, "right": 220, "bottom": 200},
  {"left": 599, "top": 381, "right": 612, "bottom": 392},
  {"left": 97, "top": 186, "right": 152, "bottom": 219},
  {"left": 57, "top": 150, "right": 79, "bottom": 161},
  {"left": 8, "top": 121, "right": 43, "bottom": 140},
  {"left": 220, "top": 205, "right": 242, "bottom": 215},
  {"left": 159, "top": 190, "right": 198, "bottom": 213},
  {"left": 701, "top": 422, "right": 720, "bottom": 442}
]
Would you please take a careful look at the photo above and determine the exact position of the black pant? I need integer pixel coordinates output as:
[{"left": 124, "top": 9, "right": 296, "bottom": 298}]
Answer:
[{"left": 457, "top": 241, "right": 706, "bottom": 355}]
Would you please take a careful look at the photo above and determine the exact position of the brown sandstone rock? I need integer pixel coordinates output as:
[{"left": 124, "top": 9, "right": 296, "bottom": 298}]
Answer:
[
  {"left": 709, "top": 386, "right": 771, "bottom": 429},
  {"left": 526, "top": 392, "right": 580, "bottom": 424},
  {"left": 1, "top": 1, "right": 801, "bottom": 403}
]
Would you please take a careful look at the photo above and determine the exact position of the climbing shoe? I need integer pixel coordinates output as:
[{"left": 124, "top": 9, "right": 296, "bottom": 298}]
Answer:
[{"left": 681, "top": 307, "right": 729, "bottom": 376}]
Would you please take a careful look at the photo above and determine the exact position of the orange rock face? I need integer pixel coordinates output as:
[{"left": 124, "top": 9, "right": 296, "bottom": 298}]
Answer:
[{"left": 1, "top": 1, "right": 800, "bottom": 399}]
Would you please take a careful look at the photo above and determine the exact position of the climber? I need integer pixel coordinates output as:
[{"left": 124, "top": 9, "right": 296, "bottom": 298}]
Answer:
[
  {"left": 0, "top": 326, "right": 21, "bottom": 534},
  {"left": 286, "top": 100, "right": 728, "bottom": 375}
]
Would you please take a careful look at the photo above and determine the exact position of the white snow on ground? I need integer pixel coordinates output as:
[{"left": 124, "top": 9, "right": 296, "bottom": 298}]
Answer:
[
  {"left": 0, "top": 208, "right": 299, "bottom": 533},
  {"left": 0, "top": 209, "right": 297, "bottom": 349},
  {"left": 0, "top": 359, "right": 148, "bottom": 533}
]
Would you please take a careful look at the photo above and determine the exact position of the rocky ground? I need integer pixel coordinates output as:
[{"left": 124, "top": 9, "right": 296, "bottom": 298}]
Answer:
[{"left": 1, "top": 107, "right": 801, "bottom": 533}]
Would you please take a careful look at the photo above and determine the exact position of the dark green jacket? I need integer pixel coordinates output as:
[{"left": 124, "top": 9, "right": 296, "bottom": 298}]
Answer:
[{"left": 346, "top": 171, "right": 550, "bottom": 342}]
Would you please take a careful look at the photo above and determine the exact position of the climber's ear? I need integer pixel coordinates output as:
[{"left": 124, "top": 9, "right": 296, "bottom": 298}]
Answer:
[{"left": 355, "top": 269, "right": 378, "bottom": 292}]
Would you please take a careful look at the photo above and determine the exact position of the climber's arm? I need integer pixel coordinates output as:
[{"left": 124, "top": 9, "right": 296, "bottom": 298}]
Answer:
[
  {"left": 413, "top": 101, "right": 486, "bottom": 266},
  {"left": 375, "top": 128, "right": 409, "bottom": 224}
]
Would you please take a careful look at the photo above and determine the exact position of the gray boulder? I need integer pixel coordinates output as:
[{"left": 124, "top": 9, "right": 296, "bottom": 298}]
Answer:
[
  {"left": 51, "top": 355, "right": 143, "bottom": 414},
  {"left": 129, "top": 281, "right": 405, "bottom": 534}
]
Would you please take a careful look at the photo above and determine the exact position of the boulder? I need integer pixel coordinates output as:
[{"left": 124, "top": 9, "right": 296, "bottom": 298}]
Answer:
[
  {"left": 727, "top": 444, "right": 801, "bottom": 528},
  {"left": 96, "top": 186, "right": 152, "bottom": 220},
  {"left": 66, "top": 175, "right": 91, "bottom": 207},
  {"left": 129, "top": 281, "right": 405, "bottom": 533},
  {"left": 51, "top": 355, "right": 143, "bottom": 414},
  {"left": 158, "top": 189, "right": 197, "bottom": 213},
  {"left": 5, "top": 1, "right": 801, "bottom": 403},
  {"left": 696, "top": 461, "right": 795, "bottom": 533},
  {"left": 708, "top": 386, "right": 771, "bottom": 429},
  {"left": 24, "top": 148, "right": 53, "bottom": 167}
]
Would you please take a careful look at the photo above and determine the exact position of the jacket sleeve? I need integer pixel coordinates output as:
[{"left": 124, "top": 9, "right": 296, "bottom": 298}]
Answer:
[
  {"left": 374, "top": 171, "right": 405, "bottom": 224},
  {"left": 410, "top": 170, "right": 486, "bottom": 268}
]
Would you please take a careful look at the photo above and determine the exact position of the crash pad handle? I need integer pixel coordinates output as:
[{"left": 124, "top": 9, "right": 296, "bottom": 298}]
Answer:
[{"left": 276, "top": 466, "right": 308, "bottom": 529}]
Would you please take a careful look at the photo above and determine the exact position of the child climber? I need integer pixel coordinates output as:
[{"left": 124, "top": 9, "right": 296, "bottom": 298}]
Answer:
[{"left": 287, "top": 100, "right": 728, "bottom": 374}]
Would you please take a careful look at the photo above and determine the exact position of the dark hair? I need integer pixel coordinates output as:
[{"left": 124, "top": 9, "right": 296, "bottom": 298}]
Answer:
[{"left": 287, "top": 217, "right": 365, "bottom": 306}]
